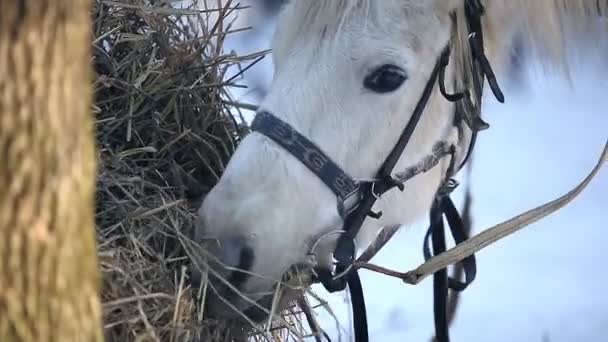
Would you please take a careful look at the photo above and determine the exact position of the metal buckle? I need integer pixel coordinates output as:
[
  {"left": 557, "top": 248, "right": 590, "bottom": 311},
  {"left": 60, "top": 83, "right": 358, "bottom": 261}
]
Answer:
[
  {"left": 437, "top": 178, "right": 459, "bottom": 197},
  {"left": 337, "top": 184, "right": 362, "bottom": 219}
]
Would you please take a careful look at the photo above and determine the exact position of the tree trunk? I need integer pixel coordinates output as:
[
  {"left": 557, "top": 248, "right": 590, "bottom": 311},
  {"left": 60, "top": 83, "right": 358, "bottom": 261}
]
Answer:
[{"left": 0, "top": 1, "right": 104, "bottom": 341}]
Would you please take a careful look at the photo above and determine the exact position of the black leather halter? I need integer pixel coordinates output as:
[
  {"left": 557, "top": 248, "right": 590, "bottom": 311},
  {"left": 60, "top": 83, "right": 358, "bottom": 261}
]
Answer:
[{"left": 251, "top": 1, "right": 503, "bottom": 341}]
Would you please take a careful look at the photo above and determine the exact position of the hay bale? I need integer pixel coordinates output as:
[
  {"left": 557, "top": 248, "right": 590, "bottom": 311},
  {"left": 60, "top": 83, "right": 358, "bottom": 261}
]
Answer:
[
  {"left": 91, "top": 1, "right": 324, "bottom": 340},
  {"left": 90, "top": 0, "right": 292, "bottom": 340}
]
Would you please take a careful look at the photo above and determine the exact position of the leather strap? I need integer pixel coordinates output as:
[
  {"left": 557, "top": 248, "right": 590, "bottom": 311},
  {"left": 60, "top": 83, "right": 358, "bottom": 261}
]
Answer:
[
  {"left": 348, "top": 271, "right": 369, "bottom": 342},
  {"left": 430, "top": 200, "right": 450, "bottom": 342},
  {"left": 251, "top": 111, "right": 360, "bottom": 205}
]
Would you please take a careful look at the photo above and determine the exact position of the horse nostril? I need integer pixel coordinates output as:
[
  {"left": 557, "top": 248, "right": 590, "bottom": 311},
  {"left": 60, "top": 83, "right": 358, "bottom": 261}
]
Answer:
[{"left": 219, "top": 238, "right": 255, "bottom": 289}]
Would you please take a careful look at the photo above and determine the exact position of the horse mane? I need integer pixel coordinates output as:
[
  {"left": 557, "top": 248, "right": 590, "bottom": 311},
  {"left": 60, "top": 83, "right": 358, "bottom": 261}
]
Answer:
[
  {"left": 478, "top": 0, "right": 606, "bottom": 80},
  {"left": 289, "top": 0, "right": 373, "bottom": 25},
  {"left": 283, "top": 0, "right": 370, "bottom": 38},
  {"left": 449, "top": 0, "right": 606, "bottom": 114}
]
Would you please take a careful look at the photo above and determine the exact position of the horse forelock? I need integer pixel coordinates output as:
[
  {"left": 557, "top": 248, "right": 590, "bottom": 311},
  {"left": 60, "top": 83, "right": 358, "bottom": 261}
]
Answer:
[
  {"left": 276, "top": 0, "right": 606, "bottom": 66},
  {"left": 276, "top": 0, "right": 442, "bottom": 48}
]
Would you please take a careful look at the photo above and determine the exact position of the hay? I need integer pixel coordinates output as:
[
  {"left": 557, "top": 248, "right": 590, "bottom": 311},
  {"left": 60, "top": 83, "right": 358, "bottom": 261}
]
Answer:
[{"left": 91, "top": 0, "right": 318, "bottom": 340}]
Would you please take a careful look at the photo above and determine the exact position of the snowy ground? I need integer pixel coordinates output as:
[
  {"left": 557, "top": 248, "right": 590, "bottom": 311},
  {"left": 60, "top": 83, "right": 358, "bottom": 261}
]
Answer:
[{"left": 214, "top": 4, "right": 607, "bottom": 341}]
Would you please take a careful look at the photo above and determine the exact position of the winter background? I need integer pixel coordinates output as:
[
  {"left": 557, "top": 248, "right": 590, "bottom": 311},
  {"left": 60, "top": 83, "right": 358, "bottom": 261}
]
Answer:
[{"left": 207, "top": 1, "right": 607, "bottom": 341}]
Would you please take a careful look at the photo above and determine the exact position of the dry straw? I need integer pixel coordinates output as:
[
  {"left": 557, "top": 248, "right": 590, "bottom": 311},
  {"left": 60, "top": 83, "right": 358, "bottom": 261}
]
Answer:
[{"left": 92, "top": 0, "right": 324, "bottom": 341}]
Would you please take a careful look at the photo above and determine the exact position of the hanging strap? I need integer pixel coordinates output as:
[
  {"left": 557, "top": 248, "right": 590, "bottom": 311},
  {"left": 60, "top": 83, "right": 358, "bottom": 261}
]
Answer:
[
  {"left": 423, "top": 188, "right": 477, "bottom": 342},
  {"left": 429, "top": 200, "right": 450, "bottom": 342},
  {"left": 348, "top": 270, "right": 369, "bottom": 342},
  {"left": 421, "top": 2, "right": 503, "bottom": 340}
]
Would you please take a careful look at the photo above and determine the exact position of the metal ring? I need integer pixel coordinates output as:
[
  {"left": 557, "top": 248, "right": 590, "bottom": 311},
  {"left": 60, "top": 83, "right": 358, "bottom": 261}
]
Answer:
[
  {"left": 354, "top": 178, "right": 380, "bottom": 183},
  {"left": 343, "top": 183, "right": 362, "bottom": 200},
  {"left": 332, "top": 264, "right": 354, "bottom": 281},
  {"left": 308, "top": 229, "right": 347, "bottom": 257},
  {"left": 307, "top": 229, "right": 358, "bottom": 281},
  {"left": 447, "top": 178, "right": 459, "bottom": 189}
]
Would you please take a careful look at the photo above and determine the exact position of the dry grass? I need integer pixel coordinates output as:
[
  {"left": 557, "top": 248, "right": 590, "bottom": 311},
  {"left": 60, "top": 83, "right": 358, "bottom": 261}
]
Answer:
[{"left": 90, "top": 0, "right": 321, "bottom": 340}]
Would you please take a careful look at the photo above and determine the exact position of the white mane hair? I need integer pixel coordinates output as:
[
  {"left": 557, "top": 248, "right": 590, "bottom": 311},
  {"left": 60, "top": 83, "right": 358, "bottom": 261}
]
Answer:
[
  {"left": 193, "top": 0, "right": 607, "bottom": 323},
  {"left": 276, "top": 0, "right": 607, "bottom": 108},
  {"left": 469, "top": 1, "right": 606, "bottom": 83}
]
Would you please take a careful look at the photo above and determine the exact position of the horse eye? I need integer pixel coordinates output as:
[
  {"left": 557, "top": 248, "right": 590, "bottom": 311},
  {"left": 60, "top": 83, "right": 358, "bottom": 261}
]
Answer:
[{"left": 363, "top": 64, "right": 408, "bottom": 93}]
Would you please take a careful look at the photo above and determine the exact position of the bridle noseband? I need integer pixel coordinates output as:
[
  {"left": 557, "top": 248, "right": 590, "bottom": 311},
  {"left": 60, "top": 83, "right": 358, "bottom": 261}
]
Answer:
[{"left": 250, "top": 1, "right": 504, "bottom": 341}]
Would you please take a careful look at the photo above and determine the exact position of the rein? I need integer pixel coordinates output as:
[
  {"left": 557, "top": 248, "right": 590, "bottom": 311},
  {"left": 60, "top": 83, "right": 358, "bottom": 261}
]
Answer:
[{"left": 250, "top": 1, "right": 503, "bottom": 341}]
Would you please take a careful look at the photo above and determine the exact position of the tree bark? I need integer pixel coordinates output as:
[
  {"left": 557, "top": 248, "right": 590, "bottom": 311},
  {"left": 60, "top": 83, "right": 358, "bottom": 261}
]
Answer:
[{"left": 0, "top": 1, "right": 104, "bottom": 341}]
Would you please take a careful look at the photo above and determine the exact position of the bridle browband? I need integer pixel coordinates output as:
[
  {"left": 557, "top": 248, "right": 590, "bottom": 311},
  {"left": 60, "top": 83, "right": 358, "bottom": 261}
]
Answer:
[{"left": 250, "top": 1, "right": 504, "bottom": 341}]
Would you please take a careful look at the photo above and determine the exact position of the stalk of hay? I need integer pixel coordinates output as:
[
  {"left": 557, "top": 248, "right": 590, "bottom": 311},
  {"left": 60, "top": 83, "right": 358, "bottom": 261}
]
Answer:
[{"left": 92, "top": 1, "right": 319, "bottom": 341}]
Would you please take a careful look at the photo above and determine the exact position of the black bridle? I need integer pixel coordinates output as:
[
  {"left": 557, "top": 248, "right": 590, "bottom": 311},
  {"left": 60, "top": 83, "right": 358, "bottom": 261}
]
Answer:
[{"left": 250, "top": 1, "right": 504, "bottom": 341}]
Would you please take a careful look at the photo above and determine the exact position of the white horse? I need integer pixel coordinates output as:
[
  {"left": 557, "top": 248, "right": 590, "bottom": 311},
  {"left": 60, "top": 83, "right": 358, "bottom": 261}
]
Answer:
[{"left": 193, "top": 0, "right": 607, "bottom": 325}]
